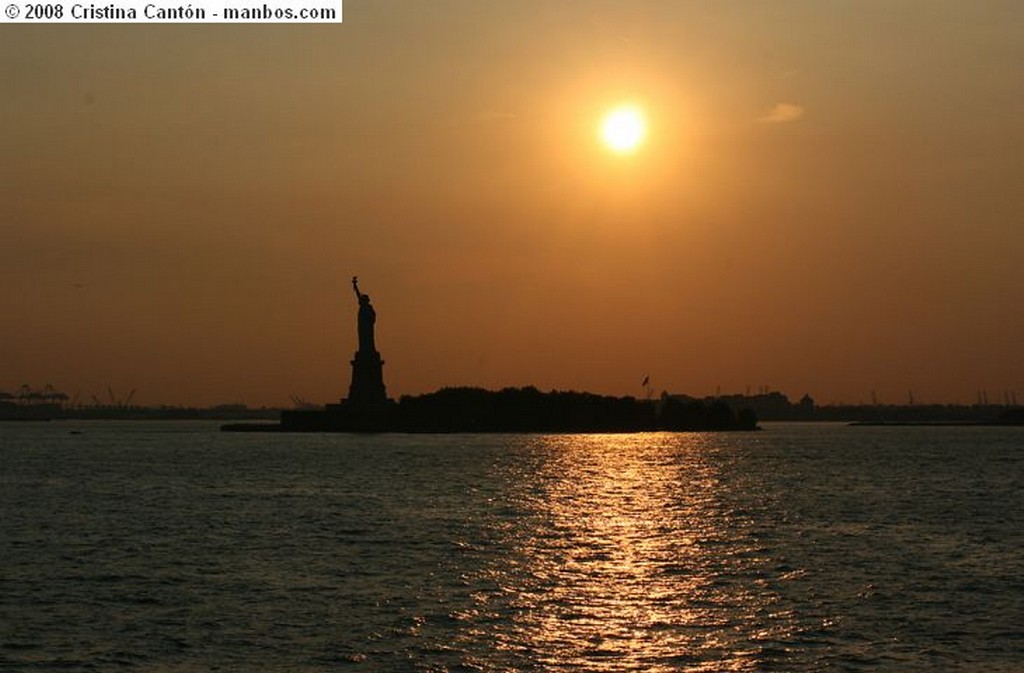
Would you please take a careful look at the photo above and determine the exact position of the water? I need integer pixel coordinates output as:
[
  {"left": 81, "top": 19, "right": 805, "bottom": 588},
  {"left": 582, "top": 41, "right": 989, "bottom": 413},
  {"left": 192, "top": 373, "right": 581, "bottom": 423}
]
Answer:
[{"left": 2, "top": 422, "right": 1022, "bottom": 671}]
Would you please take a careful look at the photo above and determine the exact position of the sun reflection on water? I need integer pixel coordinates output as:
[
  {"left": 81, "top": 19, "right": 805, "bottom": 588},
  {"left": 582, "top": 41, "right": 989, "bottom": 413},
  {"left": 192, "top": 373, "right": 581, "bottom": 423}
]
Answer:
[{"left": 458, "top": 433, "right": 800, "bottom": 671}]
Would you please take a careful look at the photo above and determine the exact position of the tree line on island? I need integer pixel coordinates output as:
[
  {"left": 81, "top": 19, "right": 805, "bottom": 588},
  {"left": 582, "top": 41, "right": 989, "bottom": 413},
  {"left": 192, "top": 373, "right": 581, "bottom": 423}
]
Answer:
[
  {"left": 396, "top": 386, "right": 758, "bottom": 432},
  {"left": 277, "top": 386, "right": 759, "bottom": 433}
]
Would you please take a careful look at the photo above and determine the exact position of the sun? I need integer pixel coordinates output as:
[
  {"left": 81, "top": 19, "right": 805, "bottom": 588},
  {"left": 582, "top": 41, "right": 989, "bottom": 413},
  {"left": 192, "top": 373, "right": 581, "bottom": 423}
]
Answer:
[{"left": 600, "top": 105, "right": 646, "bottom": 154}]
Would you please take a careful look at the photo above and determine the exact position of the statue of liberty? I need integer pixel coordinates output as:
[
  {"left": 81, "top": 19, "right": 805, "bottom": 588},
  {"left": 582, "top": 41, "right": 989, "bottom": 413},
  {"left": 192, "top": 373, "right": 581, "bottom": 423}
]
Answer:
[
  {"left": 351, "top": 275, "right": 377, "bottom": 354},
  {"left": 348, "top": 276, "right": 387, "bottom": 405}
]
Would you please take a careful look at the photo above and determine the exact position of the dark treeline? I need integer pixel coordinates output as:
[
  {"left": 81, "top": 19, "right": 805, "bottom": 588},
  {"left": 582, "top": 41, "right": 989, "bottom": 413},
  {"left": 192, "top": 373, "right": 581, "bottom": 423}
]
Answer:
[
  {"left": 276, "top": 386, "right": 758, "bottom": 433},
  {"left": 395, "top": 387, "right": 654, "bottom": 432}
]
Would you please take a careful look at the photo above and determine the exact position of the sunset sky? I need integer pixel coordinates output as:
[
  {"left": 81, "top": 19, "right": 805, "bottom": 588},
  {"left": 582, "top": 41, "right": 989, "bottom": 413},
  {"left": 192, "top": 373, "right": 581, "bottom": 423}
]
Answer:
[{"left": 3, "top": 1, "right": 1022, "bottom": 407}]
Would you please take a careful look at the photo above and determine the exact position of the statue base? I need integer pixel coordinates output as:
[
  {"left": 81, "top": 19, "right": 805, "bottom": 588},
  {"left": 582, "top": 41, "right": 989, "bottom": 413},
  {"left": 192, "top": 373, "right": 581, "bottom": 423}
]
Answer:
[
  {"left": 276, "top": 348, "right": 389, "bottom": 432},
  {"left": 348, "top": 349, "right": 387, "bottom": 406}
]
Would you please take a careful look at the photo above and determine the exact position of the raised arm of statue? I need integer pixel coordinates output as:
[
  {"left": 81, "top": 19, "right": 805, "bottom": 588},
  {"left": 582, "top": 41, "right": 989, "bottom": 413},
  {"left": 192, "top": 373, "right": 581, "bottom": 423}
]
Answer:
[{"left": 352, "top": 276, "right": 363, "bottom": 302}]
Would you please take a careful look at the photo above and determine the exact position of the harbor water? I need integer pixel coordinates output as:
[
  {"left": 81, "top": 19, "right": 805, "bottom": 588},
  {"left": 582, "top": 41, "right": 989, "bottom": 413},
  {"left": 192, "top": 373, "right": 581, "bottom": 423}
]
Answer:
[{"left": 2, "top": 422, "right": 1022, "bottom": 671}]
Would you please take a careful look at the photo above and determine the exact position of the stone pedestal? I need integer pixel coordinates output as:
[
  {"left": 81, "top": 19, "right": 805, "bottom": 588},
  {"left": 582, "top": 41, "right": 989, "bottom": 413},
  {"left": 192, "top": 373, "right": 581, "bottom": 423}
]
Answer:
[{"left": 348, "top": 350, "right": 387, "bottom": 406}]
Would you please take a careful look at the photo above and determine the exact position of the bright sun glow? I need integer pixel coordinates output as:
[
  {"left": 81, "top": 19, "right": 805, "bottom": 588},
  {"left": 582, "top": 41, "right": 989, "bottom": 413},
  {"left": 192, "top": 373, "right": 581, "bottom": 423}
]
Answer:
[{"left": 600, "top": 105, "right": 646, "bottom": 154}]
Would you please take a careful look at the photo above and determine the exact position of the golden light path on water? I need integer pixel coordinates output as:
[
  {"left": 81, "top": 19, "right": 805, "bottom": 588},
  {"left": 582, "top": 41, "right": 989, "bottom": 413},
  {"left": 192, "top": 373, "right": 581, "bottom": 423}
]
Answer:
[{"left": 454, "top": 433, "right": 804, "bottom": 671}]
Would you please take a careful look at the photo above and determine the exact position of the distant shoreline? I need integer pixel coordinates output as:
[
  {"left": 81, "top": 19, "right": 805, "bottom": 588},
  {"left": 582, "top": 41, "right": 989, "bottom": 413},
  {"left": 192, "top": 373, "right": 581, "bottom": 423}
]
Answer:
[
  {"left": 849, "top": 420, "right": 1024, "bottom": 427},
  {"left": 5, "top": 390, "right": 1023, "bottom": 426}
]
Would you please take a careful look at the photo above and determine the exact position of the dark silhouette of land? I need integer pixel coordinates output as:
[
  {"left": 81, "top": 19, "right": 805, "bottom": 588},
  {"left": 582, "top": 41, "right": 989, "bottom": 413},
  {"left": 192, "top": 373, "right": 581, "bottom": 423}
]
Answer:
[
  {"left": 263, "top": 385, "right": 758, "bottom": 433},
  {"left": 4, "top": 387, "right": 1019, "bottom": 428},
  {"left": 701, "top": 391, "right": 1024, "bottom": 425}
]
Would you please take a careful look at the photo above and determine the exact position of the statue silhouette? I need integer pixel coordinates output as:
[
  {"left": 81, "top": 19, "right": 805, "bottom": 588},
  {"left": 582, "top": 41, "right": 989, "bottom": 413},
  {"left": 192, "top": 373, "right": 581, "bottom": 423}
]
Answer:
[
  {"left": 352, "top": 276, "right": 377, "bottom": 354},
  {"left": 348, "top": 276, "right": 387, "bottom": 406}
]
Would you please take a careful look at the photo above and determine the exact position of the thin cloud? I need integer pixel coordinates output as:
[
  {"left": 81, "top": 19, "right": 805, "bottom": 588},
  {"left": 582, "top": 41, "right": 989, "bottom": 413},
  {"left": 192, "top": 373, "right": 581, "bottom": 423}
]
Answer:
[{"left": 758, "top": 103, "right": 805, "bottom": 124}]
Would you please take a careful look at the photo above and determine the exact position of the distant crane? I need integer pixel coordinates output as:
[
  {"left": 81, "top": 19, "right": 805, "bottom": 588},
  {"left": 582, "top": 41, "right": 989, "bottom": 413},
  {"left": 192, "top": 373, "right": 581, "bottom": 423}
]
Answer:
[
  {"left": 91, "top": 387, "right": 138, "bottom": 408},
  {"left": 289, "top": 395, "right": 317, "bottom": 410}
]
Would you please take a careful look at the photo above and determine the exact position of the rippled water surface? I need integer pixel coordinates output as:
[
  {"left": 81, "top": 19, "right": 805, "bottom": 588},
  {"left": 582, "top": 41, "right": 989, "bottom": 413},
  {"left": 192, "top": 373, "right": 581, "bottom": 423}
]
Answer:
[{"left": 2, "top": 422, "right": 1023, "bottom": 671}]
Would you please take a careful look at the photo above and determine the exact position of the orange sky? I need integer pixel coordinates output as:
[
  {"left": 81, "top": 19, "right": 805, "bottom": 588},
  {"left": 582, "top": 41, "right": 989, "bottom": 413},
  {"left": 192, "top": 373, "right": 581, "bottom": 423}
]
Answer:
[{"left": 2, "top": 2, "right": 1022, "bottom": 406}]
